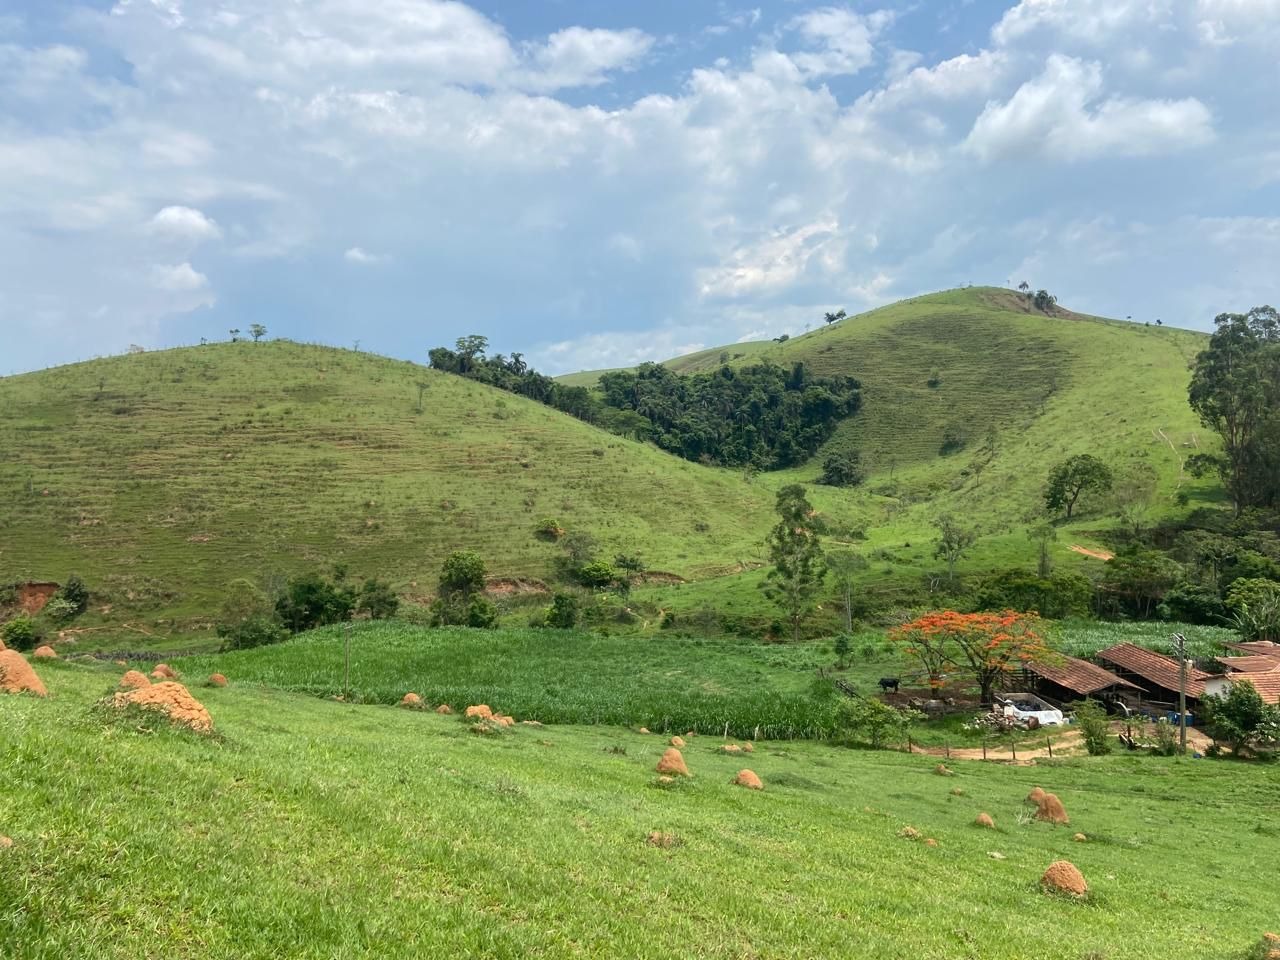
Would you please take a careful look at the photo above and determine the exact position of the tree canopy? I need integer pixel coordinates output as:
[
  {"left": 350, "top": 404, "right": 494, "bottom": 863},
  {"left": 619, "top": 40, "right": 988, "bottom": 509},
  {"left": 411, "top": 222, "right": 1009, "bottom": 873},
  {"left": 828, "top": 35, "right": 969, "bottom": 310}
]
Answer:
[
  {"left": 760, "top": 484, "right": 825, "bottom": 641},
  {"left": 1044, "top": 454, "right": 1113, "bottom": 520}
]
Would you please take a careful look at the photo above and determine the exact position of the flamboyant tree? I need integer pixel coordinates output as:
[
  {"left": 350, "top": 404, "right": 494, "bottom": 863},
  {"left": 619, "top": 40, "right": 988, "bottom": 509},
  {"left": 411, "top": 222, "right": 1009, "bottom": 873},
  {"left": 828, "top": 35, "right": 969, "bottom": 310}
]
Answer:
[{"left": 889, "top": 610, "right": 1051, "bottom": 703}]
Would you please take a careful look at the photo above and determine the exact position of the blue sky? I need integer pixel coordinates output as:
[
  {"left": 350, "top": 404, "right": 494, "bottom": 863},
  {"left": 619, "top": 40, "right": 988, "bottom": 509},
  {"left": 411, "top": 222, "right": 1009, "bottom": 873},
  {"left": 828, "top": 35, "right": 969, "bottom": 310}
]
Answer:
[{"left": 2, "top": 0, "right": 1278, "bottom": 375}]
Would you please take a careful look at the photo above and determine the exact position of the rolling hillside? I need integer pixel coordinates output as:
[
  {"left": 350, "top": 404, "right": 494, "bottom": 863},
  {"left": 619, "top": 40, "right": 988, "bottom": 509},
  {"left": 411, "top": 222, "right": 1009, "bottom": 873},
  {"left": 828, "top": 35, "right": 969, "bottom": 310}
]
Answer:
[
  {"left": 0, "top": 288, "right": 1222, "bottom": 644},
  {"left": 0, "top": 342, "right": 771, "bottom": 635}
]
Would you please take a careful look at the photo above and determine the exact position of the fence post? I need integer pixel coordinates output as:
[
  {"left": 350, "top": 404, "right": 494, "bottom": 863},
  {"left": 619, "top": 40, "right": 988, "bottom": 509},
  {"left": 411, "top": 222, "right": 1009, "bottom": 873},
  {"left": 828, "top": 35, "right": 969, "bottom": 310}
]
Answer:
[
  {"left": 1046, "top": 736, "right": 1053, "bottom": 759},
  {"left": 1011, "top": 740, "right": 1017, "bottom": 762},
  {"left": 982, "top": 740, "right": 987, "bottom": 761},
  {"left": 945, "top": 742, "right": 950, "bottom": 760},
  {"left": 907, "top": 735, "right": 913, "bottom": 755}
]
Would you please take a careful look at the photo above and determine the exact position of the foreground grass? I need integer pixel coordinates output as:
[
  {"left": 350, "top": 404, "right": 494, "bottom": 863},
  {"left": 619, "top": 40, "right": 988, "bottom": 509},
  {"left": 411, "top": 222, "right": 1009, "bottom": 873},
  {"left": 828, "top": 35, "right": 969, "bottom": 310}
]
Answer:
[{"left": 2, "top": 662, "right": 1276, "bottom": 959}]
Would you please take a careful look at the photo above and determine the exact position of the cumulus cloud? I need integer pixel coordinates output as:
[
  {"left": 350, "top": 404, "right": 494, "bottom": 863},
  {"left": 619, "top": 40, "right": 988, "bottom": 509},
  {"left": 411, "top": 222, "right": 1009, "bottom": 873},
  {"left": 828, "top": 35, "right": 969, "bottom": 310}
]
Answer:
[
  {"left": 149, "top": 206, "right": 221, "bottom": 241},
  {"left": 0, "top": 0, "right": 1273, "bottom": 374},
  {"left": 151, "top": 262, "right": 211, "bottom": 293},
  {"left": 965, "top": 55, "right": 1214, "bottom": 162},
  {"left": 787, "top": 7, "right": 893, "bottom": 77},
  {"left": 520, "top": 27, "right": 654, "bottom": 91}
]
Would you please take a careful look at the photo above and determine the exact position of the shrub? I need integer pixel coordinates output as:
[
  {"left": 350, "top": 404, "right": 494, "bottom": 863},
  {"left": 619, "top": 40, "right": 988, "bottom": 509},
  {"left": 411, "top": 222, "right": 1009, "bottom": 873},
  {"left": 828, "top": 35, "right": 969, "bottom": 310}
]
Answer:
[
  {"left": 576, "top": 560, "right": 618, "bottom": 590},
  {"left": 430, "top": 552, "right": 496, "bottom": 628},
  {"left": 534, "top": 518, "right": 565, "bottom": 542},
  {"left": 833, "top": 633, "right": 851, "bottom": 667},
  {"left": 976, "top": 570, "right": 1092, "bottom": 619},
  {"left": 41, "top": 596, "right": 79, "bottom": 624},
  {"left": 545, "top": 593, "right": 579, "bottom": 629},
  {"left": 357, "top": 579, "right": 400, "bottom": 620},
  {"left": 837, "top": 697, "right": 920, "bottom": 749},
  {"left": 56, "top": 574, "right": 90, "bottom": 616},
  {"left": 1202, "top": 682, "right": 1275, "bottom": 755},
  {"left": 1150, "top": 718, "right": 1178, "bottom": 756},
  {"left": 465, "top": 595, "right": 499, "bottom": 629},
  {"left": 218, "top": 615, "right": 289, "bottom": 651},
  {"left": 1157, "top": 583, "right": 1228, "bottom": 625},
  {"left": 818, "top": 450, "right": 865, "bottom": 488},
  {"left": 1073, "top": 699, "right": 1112, "bottom": 756},
  {"left": 1, "top": 614, "right": 40, "bottom": 651},
  {"left": 275, "top": 572, "right": 356, "bottom": 633}
]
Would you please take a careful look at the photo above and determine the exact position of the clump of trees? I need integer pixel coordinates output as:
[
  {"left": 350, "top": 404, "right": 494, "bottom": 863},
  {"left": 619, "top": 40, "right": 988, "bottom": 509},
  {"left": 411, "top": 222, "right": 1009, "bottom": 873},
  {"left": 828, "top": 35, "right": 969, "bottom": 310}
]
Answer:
[
  {"left": 429, "top": 552, "right": 498, "bottom": 628},
  {"left": 818, "top": 449, "right": 865, "bottom": 487},
  {"left": 1202, "top": 681, "right": 1280, "bottom": 756},
  {"left": 1188, "top": 306, "right": 1280, "bottom": 512},
  {"left": 429, "top": 336, "right": 861, "bottom": 470}
]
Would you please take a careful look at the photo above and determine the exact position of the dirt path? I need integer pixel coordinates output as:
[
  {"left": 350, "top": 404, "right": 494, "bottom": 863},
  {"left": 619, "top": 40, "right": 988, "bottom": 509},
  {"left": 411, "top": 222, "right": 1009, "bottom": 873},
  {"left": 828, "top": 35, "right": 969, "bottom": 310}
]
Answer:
[
  {"left": 908, "top": 723, "right": 1214, "bottom": 764},
  {"left": 909, "top": 729, "right": 1085, "bottom": 765},
  {"left": 1069, "top": 544, "right": 1114, "bottom": 561}
]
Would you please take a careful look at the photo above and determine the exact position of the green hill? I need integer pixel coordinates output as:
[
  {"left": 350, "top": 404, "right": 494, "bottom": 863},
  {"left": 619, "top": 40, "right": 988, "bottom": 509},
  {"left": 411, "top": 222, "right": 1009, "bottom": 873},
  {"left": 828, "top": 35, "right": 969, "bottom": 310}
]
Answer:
[
  {"left": 0, "top": 288, "right": 1222, "bottom": 645},
  {"left": 2, "top": 657, "right": 1275, "bottom": 958},
  {"left": 0, "top": 342, "right": 771, "bottom": 638}
]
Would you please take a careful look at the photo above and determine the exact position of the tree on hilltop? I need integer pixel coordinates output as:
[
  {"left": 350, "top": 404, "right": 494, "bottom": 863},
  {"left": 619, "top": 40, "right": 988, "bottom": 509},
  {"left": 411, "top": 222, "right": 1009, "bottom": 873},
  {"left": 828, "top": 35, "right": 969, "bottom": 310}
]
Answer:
[{"left": 249, "top": 323, "right": 267, "bottom": 342}]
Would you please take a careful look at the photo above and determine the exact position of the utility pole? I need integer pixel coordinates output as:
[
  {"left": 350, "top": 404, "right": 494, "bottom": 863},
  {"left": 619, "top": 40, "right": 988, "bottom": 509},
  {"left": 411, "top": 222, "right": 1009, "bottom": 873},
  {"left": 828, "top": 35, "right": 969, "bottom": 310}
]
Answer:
[{"left": 1172, "top": 632, "right": 1188, "bottom": 755}]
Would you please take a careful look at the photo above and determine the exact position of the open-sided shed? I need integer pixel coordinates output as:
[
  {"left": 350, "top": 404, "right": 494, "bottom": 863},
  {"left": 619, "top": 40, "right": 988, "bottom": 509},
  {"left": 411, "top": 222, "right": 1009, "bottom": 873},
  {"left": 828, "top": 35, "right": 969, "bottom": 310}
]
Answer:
[
  {"left": 1095, "top": 643, "right": 1213, "bottom": 706},
  {"left": 1021, "top": 654, "right": 1139, "bottom": 706}
]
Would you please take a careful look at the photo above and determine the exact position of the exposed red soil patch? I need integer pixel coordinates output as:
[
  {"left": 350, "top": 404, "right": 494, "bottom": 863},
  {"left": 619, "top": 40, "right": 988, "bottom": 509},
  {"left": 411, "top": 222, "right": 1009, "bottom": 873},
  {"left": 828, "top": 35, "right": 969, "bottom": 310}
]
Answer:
[
  {"left": 1069, "top": 545, "right": 1114, "bottom": 561},
  {"left": 208, "top": 674, "right": 228, "bottom": 688},
  {"left": 119, "top": 670, "right": 151, "bottom": 691},
  {"left": 465, "top": 704, "right": 493, "bottom": 719},
  {"left": 1041, "top": 860, "right": 1088, "bottom": 897},
  {"left": 112, "top": 681, "right": 213, "bottom": 733},
  {"left": 976, "top": 812, "right": 996, "bottom": 829},
  {"left": 0, "top": 650, "right": 47, "bottom": 697},
  {"left": 32, "top": 646, "right": 57, "bottom": 660},
  {"left": 484, "top": 577, "right": 550, "bottom": 597},
  {"left": 733, "top": 769, "right": 763, "bottom": 790},
  {"left": 656, "top": 748, "right": 690, "bottom": 777},
  {"left": 399, "top": 692, "right": 423, "bottom": 708},
  {"left": 151, "top": 664, "right": 178, "bottom": 680},
  {"left": 1035, "top": 793, "right": 1070, "bottom": 825},
  {"left": 16, "top": 582, "right": 59, "bottom": 615}
]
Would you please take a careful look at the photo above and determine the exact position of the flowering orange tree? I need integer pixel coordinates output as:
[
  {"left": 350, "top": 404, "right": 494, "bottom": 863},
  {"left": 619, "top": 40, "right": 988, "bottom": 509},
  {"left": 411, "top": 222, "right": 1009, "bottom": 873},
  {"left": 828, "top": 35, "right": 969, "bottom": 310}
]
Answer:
[{"left": 888, "top": 610, "right": 1051, "bottom": 704}]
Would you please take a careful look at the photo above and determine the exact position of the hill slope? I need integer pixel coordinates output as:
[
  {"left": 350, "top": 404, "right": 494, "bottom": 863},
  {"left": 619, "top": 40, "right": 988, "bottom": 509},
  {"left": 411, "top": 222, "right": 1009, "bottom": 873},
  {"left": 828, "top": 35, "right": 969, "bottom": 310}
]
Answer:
[
  {"left": 0, "top": 342, "right": 770, "bottom": 634},
  {"left": 2, "top": 660, "right": 1275, "bottom": 959}
]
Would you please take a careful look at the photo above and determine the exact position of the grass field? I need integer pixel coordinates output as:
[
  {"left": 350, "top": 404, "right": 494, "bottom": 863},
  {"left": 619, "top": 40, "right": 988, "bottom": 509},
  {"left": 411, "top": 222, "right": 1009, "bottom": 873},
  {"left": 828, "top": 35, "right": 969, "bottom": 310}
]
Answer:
[
  {"left": 2, "top": 660, "right": 1276, "bottom": 959},
  {"left": 0, "top": 287, "right": 1223, "bottom": 651}
]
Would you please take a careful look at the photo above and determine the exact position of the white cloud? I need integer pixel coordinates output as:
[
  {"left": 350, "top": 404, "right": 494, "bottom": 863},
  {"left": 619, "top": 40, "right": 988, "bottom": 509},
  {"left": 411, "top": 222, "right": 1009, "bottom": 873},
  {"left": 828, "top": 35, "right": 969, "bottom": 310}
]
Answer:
[
  {"left": 699, "top": 215, "right": 844, "bottom": 299},
  {"left": 344, "top": 246, "right": 383, "bottom": 264},
  {"left": 521, "top": 27, "right": 654, "bottom": 91},
  {"left": 965, "top": 55, "right": 1214, "bottom": 162},
  {"left": 993, "top": 0, "right": 1175, "bottom": 46},
  {"left": 787, "top": 7, "right": 893, "bottom": 77},
  {"left": 149, "top": 205, "right": 221, "bottom": 241},
  {"left": 151, "top": 261, "right": 210, "bottom": 293}
]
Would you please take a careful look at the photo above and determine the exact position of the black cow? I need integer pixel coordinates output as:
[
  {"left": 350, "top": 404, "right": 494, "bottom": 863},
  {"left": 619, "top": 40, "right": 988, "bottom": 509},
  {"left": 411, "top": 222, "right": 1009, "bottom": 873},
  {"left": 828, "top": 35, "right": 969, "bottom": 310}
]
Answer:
[{"left": 878, "top": 677, "right": 900, "bottom": 694}]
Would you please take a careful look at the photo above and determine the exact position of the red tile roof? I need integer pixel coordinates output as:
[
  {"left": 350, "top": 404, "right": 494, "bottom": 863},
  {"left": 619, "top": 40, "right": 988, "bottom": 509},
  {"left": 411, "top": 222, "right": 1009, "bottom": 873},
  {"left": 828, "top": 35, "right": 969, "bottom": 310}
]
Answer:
[
  {"left": 1095, "top": 643, "right": 1211, "bottom": 698},
  {"left": 1025, "top": 655, "right": 1140, "bottom": 695},
  {"left": 1218, "top": 655, "right": 1280, "bottom": 674},
  {"left": 1228, "top": 670, "right": 1280, "bottom": 705}
]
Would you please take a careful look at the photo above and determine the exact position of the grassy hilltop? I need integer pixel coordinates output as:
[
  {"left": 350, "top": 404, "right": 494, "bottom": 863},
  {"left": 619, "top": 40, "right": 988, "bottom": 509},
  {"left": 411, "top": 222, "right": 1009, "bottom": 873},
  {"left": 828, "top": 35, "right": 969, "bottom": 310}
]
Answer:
[
  {"left": 1, "top": 658, "right": 1276, "bottom": 959},
  {"left": 0, "top": 288, "right": 1220, "bottom": 644},
  {"left": 0, "top": 342, "right": 771, "bottom": 636}
]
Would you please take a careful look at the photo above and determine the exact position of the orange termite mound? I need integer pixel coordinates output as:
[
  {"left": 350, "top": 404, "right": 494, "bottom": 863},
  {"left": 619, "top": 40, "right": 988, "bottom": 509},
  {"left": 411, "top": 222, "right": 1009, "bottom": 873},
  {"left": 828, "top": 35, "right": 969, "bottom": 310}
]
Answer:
[
  {"left": 1040, "top": 860, "right": 1088, "bottom": 897},
  {"left": 924, "top": 838, "right": 939, "bottom": 848},
  {"left": 1026, "top": 786, "right": 1047, "bottom": 805},
  {"left": 656, "top": 748, "right": 690, "bottom": 777},
  {"left": 733, "top": 769, "right": 763, "bottom": 790},
  {"left": 400, "top": 693, "right": 423, "bottom": 707},
  {"left": 208, "top": 674, "right": 228, "bottom": 688},
  {"left": 934, "top": 764, "right": 954, "bottom": 777},
  {"left": 0, "top": 836, "right": 12, "bottom": 849},
  {"left": 1035, "top": 793, "right": 1070, "bottom": 825},
  {"left": 465, "top": 704, "right": 493, "bottom": 719},
  {"left": 495, "top": 715, "right": 515, "bottom": 727},
  {"left": 112, "top": 681, "right": 213, "bottom": 733},
  {"left": 119, "top": 670, "right": 151, "bottom": 691},
  {"left": 0, "top": 650, "right": 47, "bottom": 697},
  {"left": 151, "top": 664, "right": 178, "bottom": 680},
  {"left": 646, "top": 831, "right": 679, "bottom": 849},
  {"left": 975, "top": 812, "right": 996, "bottom": 829},
  {"left": 743, "top": 742, "right": 754, "bottom": 753},
  {"left": 719, "top": 744, "right": 742, "bottom": 754},
  {"left": 670, "top": 736, "right": 685, "bottom": 748},
  {"left": 32, "top": 646, "right": 57, "bottom": 660},
  {"left": 638, "top": 727, "right": 651, "bottom": 734},
  {"left": 435, "top": 704, "right": 454, "bottom": 715}
]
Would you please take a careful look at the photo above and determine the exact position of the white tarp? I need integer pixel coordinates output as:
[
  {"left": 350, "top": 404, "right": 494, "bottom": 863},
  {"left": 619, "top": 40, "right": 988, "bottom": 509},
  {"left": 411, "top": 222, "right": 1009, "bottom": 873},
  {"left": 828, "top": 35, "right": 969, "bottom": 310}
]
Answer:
[{"left": 997, "top": 693, "right": 1065, "bottom": 727}]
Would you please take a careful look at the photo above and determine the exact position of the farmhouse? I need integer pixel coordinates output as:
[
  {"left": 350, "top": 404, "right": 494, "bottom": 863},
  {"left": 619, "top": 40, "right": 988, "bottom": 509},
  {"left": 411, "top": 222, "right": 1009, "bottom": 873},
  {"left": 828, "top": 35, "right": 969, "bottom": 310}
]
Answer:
[
  {"left": 1020, "top": 654, "right": 1139, "bottom": 706},
  {"left": 1094, "top": 643, "right": 1215, "bottom": 708}
]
